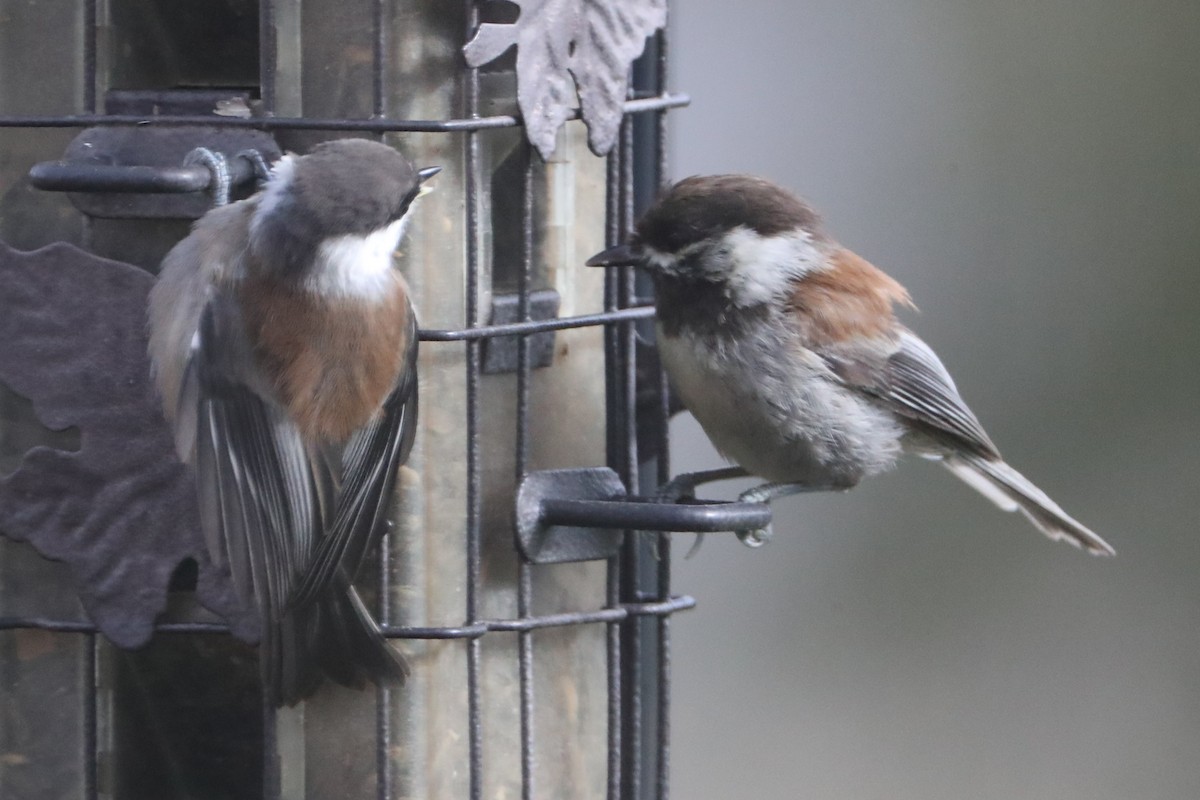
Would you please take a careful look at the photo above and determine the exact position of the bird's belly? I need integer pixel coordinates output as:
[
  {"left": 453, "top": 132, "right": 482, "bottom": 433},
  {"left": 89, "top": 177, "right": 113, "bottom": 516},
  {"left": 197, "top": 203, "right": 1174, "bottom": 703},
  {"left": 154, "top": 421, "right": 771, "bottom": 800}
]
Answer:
[{"left": 657, "top": 329, "right": 903, "bottom": 486}]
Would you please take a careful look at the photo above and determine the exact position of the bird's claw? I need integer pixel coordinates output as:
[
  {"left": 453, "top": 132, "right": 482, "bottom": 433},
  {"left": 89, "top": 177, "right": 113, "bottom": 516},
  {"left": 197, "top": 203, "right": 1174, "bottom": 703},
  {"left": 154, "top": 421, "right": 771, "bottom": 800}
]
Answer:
[
  {"left": 734, "top": 484, "right": 783, "bottom": 548},
  {"left": 655, "top": 468, "right": 758, "bottom": 555}
]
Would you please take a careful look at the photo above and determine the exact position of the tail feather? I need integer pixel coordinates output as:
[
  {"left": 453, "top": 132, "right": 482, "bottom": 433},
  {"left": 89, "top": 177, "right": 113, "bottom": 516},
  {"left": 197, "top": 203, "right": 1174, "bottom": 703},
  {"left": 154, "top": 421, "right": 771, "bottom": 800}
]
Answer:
[
  {"left": 944, "top": 455, "right": 1115, "bottom": 556},
  {"left": 314, "top": 586, "right": 409, "bottom": 691},
  {"left": 267, "top": 585, "right": 409, "bottom": 707}
]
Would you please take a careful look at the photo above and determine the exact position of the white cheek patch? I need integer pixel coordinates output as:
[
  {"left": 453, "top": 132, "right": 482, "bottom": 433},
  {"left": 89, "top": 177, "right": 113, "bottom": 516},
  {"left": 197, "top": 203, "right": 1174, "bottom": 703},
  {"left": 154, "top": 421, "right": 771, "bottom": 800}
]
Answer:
[
  {"left": 723, "top": 227, "right": 823, "bottom": 306},
  {"left": 307, "top": 211, "right": 411, "bottom": 299}
]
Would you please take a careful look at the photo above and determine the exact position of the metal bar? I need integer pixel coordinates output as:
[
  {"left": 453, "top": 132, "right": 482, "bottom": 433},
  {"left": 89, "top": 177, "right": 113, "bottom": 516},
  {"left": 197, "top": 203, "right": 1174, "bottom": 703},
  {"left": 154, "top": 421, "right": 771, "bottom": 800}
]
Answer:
[
  {"left": 655, "top": 584, "right": 672, "bottom": 800},
  {"left": 0, "top": 94, "right": 690, "bottom": 131},
  {"left": 606, "top": 556, "right": 623, "bottom": 800},
  {"left": 603, "top": 149, "right": 624, "bottom": 800},
  {"left": 372, "top": 0, "right": 386, "bottom": 118},
  {"left": 654, "top": 30, "right": 670, "bottom": 193},
  {"left": 620, "top": 122, "right": 639, "bottom": 491},
  {"left": 259, "top": 0, "right": 277, "bottom": 114},
  {"left": 652, "top": 28, "right": 673, "bottom": 800},
  {"left": 621, "top": 581, "right": 643, "bottom": 800},
  {"left": 0, "top": 618, "right": 234, "bottom": 634},
  {"left": 479, "top": 597, "right": 697, "bottom": 632},
  {"left": 382, "top": 624, "right": 490, "bottom": 639},
  {"left": 28, "top": 158, "right": 257, "bottom": 194},
  {"left": 0, "top": 596, "right": 696, "bottom": 638},
  {"left": 373, "top": 3, "right": 390, "bottom": 795},
  {"left": 83, "top": 0, "right": 97, "bottom": 114},
  {"left": 538, "top": 498, "right": 770, "bottom": 533},
  {"left": 463, "top": 4, "right": 484, "bottom": 799},
  {"left": 419, "top": 305, "right": 654, "bottom": 341},
  {"left": 376, "top": 533, "right": 393, "bottom": 800},
  {"left": 515, "top": 141, "right": 537, "bottom": 800},
  {"left": 616, "top": 112, "right": 645, "bottom": 800}
]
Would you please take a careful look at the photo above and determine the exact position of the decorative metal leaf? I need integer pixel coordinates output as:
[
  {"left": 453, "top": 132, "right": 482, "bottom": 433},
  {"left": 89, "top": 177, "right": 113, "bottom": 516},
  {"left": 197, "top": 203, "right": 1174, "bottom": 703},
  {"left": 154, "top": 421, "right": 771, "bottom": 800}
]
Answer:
[
  {"left": 0, "top": 241, "right": 257, "bottom": 648},
  {"left": 464, "top": 0, "right": 667, "bottom": 159}
]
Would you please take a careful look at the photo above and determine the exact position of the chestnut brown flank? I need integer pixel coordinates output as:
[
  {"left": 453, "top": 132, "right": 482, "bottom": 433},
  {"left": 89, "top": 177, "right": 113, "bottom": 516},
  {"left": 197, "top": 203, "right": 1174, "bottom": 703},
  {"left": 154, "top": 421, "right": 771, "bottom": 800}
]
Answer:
[
  {"left": 788, "top": 248, "right": 914, "bottom": 345},
  {"left": 238, "top": 276, "right": 410, "bottom": 442}
]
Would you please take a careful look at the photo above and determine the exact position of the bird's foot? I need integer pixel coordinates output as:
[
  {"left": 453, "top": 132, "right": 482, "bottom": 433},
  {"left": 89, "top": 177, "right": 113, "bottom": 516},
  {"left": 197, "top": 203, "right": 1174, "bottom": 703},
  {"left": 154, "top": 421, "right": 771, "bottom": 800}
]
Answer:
[
  {"left": 654, "top": 466, "right": 750, "bottom": 503},
  {"left": 655, "top": 467, "right": 750, "bottom": 558},
  {"left": 733, "top": 481, "right": 843, "bottom": 548}
]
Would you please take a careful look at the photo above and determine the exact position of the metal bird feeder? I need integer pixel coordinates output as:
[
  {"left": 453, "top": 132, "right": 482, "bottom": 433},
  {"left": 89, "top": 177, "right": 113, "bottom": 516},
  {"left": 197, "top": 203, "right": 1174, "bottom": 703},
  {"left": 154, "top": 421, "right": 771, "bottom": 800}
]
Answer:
[{"left": 0, "top": 2, "right": 767, "bottom": 797}]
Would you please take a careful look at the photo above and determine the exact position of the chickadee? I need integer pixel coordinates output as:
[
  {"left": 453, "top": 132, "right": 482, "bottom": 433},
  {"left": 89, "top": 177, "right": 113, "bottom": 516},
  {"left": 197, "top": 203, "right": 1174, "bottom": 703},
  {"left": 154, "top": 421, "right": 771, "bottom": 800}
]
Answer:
[
  {"left": 148, "top": 138, "right": 439, "bottom": 705},
  {"left": 588, "top": 174, "right": 1114, "bottom": 556}
]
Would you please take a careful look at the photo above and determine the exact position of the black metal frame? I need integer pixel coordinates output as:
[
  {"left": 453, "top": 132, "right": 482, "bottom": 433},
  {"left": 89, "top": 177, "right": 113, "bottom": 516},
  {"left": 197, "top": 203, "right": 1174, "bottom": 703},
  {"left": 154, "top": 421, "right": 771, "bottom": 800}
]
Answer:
[{"left": 0, "top": 4, "right": 696, "bottom": 799}]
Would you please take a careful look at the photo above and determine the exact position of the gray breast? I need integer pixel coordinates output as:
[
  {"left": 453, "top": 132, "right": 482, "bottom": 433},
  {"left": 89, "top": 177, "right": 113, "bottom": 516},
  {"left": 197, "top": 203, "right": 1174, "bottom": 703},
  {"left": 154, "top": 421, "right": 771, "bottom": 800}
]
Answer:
[{"left": 656, "top": 320, "right": 905, "bottom": 486}]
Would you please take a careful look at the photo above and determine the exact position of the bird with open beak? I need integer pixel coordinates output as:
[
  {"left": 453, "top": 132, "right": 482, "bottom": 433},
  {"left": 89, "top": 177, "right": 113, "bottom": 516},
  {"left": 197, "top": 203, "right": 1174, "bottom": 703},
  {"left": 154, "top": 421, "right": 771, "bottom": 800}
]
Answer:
[
  {"left": 588, "top": 174, "right": 1113, "bottom": 556},
  {"left": 148, "top": 138, "right": 440, "bottom": 705}
]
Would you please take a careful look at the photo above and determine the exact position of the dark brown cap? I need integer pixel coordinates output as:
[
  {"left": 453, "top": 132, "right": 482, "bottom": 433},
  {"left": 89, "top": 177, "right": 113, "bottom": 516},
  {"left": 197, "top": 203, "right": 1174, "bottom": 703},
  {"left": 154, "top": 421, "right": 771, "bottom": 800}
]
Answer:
[
  {"left": 283, "top": 139, "right": 423, "bottom": 237},
  {"left": 635, "top": 174, "right": 823, "bottom": 253},
  {"left": 252, "top": 139, "right": 436, "bottom": 277}
]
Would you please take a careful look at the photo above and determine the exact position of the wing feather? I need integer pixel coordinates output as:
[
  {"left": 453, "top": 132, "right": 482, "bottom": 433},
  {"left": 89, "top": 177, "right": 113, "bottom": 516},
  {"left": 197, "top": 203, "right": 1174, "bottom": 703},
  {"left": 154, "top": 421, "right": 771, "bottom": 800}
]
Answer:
[
  {"left": 192, "top": 299, "right": 324, "bottom": 695},
  {"left": 822, "top": 328, "right": 999, "bottom": 458},
  {"left": 821, "top": 328, "right": 1114, "bottom": 554},
  {"left": 289, "top": 306, "right": 419, "bottom": 608}
]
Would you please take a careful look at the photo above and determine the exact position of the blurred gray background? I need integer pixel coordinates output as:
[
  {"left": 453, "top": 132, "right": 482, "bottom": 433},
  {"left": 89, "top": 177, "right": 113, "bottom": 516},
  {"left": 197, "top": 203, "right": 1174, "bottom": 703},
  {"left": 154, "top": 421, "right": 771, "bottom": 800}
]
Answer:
[{"left": 665, "top": 3, "right": 1200, "bottom": 798}]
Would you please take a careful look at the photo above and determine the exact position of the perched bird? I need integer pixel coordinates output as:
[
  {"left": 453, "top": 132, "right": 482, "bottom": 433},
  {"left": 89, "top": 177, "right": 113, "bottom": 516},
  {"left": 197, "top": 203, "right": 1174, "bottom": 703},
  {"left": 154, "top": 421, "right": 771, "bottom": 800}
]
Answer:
[
  {"left": 149, "top": 139, "right": 438, "bottom": 705},
  {"left": 588, "top": 174, "right": 1113, "bottom": 556}
]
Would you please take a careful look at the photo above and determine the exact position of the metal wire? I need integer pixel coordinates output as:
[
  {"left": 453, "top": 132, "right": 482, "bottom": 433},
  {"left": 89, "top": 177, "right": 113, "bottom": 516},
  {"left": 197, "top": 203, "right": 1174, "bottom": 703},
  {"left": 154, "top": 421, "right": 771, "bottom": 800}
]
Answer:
[
  {"left": 376, "top": 535, "right": 394, "bottom": 800},
  {"left": 603, "top": 148, "right": 625, "bottom": 800},
  {"left": 463, "top": 5, "right": 485, "bottom": 800},
  {"left": 419, "top": 305, "right": 655, "bottom": 341},
  {"left": 515, "top": 141, "right": 537, "bottom": 800},
  {"left": 616, "top": 113, "right": 646, "bottom": 800},
  {"left": 373, "top": 11, "right": 392, "bottom": 798},
  {"left": 0, "top": 95, "right": 688, "bottom": 131},
  {"left": 0, "top": 597, "right": 696, "bottom": 639},
  {"left": 653, "top": 29, "right": 674, "bottom": 800}
]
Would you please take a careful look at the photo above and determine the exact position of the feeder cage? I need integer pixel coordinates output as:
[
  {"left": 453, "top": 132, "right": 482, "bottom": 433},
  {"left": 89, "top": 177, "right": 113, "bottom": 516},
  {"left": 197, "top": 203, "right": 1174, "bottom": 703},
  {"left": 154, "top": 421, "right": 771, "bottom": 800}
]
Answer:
[{"left": 0, "top": 2, "right": 726, "bottom": 799}]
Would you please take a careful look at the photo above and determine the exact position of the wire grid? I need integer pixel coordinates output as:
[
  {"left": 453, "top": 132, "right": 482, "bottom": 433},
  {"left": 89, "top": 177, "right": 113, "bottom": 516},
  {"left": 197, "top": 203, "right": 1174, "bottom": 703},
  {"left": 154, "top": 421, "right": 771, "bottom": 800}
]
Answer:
[{"left": 0, "top": 2, "right": 688, "bottom": 799}]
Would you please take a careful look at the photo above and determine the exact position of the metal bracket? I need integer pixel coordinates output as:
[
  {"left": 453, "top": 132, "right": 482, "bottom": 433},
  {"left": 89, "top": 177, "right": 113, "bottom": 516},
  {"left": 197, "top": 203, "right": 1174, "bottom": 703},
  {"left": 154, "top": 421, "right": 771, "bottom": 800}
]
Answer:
[
  {"left": 28, "top": 126, "right": 280, "bottom": 220},
  {"left": 516, "top": 467, "right": 773, "bottom": 564},
  {"left": 482, "top": 289, "right": 561, "bottom": 373},
  {"left": 27, "top": 89, "right": 280, "bottom": 220}
]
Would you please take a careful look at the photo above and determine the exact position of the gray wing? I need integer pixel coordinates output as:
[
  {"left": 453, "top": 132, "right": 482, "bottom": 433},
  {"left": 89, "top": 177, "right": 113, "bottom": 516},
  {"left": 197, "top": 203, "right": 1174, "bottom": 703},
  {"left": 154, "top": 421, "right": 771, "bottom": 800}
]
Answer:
[
  {"left": 190, "top": 297, "right": 323, "bottom": 691},
  {"left": 288, "top": 305, "right": 419, "bottom": 609},
  {"left": 820, "top": 327, "right": 1000, "bottom": 459},
  {"left": 821, "top": 329, "right": 1116, "bottom": 556}
]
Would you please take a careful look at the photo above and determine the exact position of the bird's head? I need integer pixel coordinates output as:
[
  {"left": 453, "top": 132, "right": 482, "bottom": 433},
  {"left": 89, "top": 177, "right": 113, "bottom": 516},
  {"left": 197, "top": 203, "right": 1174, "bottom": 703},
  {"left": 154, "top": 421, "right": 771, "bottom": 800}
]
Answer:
[
  {"left": 587, "top": 174, "right": 829, "bottom": 306},
  {"left": 249, "top": 138, "right": 439, "bottom": 294}
]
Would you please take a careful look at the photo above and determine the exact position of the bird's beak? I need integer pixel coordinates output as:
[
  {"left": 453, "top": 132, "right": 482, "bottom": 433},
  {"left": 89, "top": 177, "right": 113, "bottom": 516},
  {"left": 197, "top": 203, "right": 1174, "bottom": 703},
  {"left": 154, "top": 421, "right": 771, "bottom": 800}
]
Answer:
[
  {"left": 586, "top": 242, "right": 645, "bottom": 267},
  {"left": 417, "top": 166, "right": 441, "bottom": 197}
]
